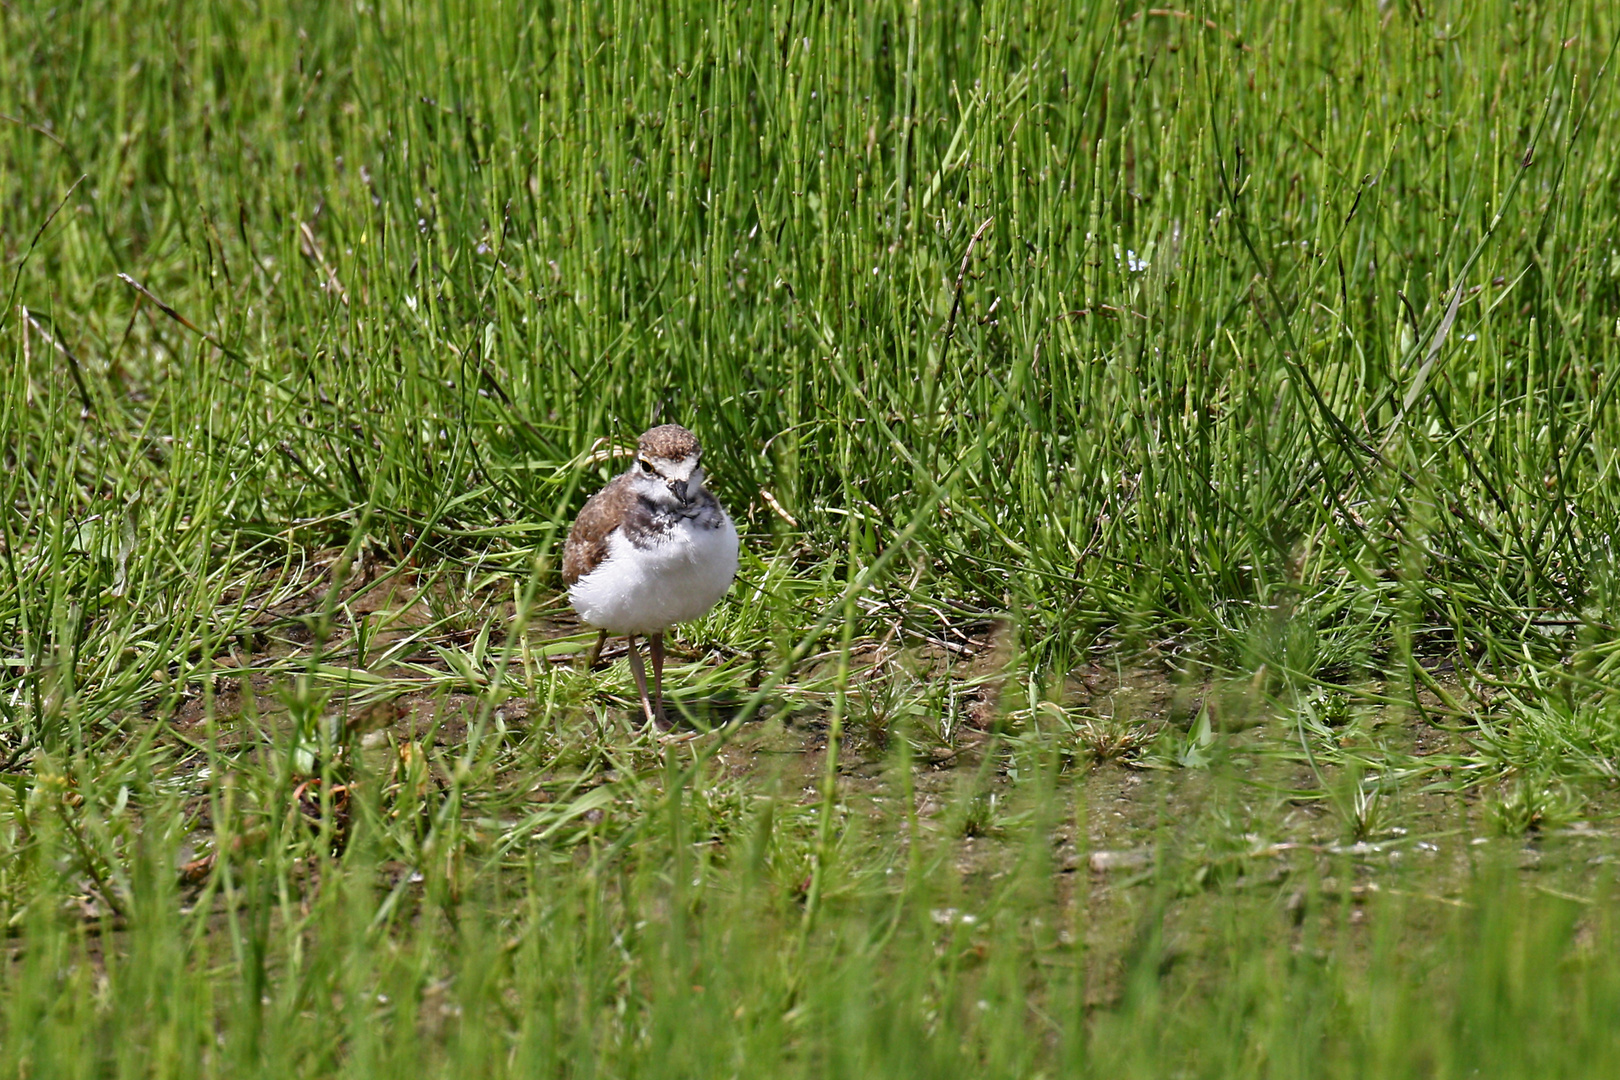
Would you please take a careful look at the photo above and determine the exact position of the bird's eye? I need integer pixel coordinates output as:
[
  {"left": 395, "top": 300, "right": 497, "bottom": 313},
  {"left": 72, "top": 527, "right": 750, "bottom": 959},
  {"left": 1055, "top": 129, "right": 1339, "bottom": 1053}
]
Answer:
[{"left": 639, "top": 459, "right": 654, "bottom": 473}]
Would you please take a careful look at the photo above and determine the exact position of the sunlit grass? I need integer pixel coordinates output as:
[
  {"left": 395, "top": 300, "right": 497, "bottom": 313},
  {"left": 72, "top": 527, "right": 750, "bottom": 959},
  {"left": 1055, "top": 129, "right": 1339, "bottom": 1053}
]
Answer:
[{"left": 5, "top": 0, "right": 1620, "bottom": 1074}]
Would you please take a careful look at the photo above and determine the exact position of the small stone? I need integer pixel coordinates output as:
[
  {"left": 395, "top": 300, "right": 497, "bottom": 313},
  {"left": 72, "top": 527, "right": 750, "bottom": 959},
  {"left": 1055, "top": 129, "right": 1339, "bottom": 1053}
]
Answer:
[{"left": 1089, "top": 849, "right": 1152, "bottom": 872}]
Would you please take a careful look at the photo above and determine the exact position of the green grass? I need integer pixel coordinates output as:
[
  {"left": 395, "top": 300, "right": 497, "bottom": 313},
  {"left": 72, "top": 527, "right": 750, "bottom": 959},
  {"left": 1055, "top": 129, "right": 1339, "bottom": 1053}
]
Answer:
[{"left": 7, "top": 0, "right": 1620, "bottom": 1074}]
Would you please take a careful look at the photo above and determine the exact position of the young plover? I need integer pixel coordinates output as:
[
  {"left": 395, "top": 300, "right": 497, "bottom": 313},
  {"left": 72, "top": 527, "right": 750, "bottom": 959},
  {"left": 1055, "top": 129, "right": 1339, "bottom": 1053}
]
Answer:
[{"left": 562, "top": 424, "right": 739, "bottom": 727}]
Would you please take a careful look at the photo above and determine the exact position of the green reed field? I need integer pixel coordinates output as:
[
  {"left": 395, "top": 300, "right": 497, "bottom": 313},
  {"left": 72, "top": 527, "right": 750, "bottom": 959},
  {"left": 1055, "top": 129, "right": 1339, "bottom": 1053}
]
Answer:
[{"left": 6, "top": 0, "right": 1620, "bottom": 1074}]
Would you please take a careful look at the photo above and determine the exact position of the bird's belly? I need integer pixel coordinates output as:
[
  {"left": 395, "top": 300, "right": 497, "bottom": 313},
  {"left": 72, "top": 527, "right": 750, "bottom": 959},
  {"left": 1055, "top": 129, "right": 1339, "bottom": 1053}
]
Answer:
[{"left": 568, "top": 517, "right": 738, "bottom": 635}]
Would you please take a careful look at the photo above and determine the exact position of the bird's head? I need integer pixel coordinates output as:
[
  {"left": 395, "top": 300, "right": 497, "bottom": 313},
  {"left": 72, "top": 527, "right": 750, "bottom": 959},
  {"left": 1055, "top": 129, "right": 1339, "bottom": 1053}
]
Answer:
[{"left": 630, "top": 424, "right": 707, "bottom": 509}]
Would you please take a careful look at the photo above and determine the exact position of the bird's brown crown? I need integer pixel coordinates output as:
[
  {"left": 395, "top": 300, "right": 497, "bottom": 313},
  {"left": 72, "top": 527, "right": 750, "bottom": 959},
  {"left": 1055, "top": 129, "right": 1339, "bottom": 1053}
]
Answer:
[{"left": 638, "top": 424, "right": 701, "bottom": 460}]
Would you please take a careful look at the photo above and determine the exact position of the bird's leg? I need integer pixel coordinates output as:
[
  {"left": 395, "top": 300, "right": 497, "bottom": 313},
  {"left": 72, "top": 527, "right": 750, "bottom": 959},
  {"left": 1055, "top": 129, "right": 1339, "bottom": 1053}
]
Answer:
[
  {"left": 649, "top": 632, "right": 668, "bottom": 729},
  {"left": 582, "top": 628, "right": 607, "bottom": 669},
  {"left": 625, "top": 634, "right": 657, "bottom": 727}
]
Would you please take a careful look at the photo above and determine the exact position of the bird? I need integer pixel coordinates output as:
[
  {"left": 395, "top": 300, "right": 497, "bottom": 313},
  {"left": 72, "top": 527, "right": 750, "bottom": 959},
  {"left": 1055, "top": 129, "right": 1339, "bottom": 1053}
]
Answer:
[{"left": 562, "top": 424, "right": 739, "bottom": 728}]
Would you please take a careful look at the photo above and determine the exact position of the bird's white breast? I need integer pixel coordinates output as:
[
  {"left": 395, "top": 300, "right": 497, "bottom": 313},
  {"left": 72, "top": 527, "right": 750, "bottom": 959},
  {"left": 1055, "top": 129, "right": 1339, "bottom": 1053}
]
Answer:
[{"left": 568, "top": 513, "right": 739, "bottom": 635}]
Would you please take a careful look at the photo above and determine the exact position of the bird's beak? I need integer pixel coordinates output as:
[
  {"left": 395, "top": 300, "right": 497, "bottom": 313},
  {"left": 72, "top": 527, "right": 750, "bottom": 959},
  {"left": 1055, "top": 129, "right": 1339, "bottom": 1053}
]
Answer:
[{"left": 670, "top": 479, "right": 690, "bottom": 505}]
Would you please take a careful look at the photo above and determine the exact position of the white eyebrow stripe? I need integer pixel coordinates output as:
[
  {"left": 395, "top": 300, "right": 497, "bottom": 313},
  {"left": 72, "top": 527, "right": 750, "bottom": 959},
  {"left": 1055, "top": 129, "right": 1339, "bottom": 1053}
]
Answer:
[{"left": 650, "top": 455, "right": 700, "bottom": 481}]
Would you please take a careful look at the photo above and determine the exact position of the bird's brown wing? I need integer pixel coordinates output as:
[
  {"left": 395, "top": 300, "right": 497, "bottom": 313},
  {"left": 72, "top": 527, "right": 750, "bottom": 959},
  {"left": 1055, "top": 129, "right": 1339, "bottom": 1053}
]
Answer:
[{"left": 562, "top": 473, "right": 634, "bottom": 584}]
